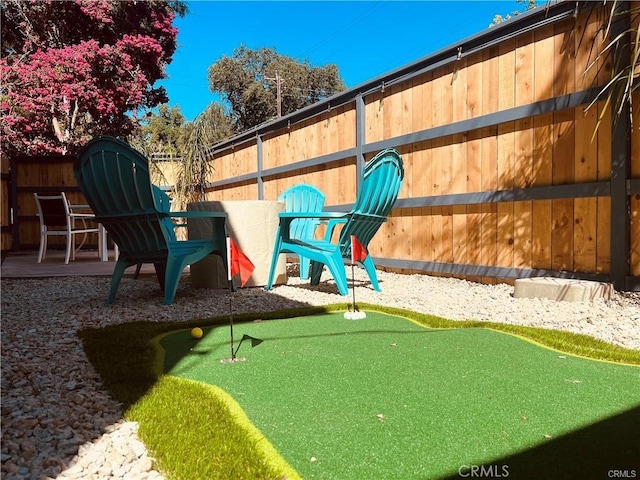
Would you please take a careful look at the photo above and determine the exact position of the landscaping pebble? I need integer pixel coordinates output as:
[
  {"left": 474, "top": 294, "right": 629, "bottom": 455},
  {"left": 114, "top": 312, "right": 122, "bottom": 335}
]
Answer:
[{"left": 1, "top": 267, "right": 639, "bottom": 479}]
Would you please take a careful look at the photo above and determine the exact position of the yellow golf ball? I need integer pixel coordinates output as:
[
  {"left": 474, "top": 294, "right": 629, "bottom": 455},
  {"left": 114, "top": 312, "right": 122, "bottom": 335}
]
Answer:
[{"left": 191, "top": 327, "right": 203, "bottom": 339}]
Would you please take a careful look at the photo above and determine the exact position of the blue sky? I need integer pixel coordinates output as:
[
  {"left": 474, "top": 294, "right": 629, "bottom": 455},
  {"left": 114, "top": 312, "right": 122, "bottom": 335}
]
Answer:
[{"left": 159, "top": 1, "right": 527, "bottom": 121}]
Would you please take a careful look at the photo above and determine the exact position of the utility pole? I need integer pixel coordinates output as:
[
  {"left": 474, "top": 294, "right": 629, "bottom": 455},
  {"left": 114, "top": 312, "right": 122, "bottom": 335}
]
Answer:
[{"left": 265, "top": 71, "right": 283, "bottom": 117}]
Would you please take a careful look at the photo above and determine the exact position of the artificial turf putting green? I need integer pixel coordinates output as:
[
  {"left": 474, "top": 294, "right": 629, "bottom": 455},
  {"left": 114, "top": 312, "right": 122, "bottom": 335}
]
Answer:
[{"left": 158, "top": 311, "right": 640, "bottom": 479}]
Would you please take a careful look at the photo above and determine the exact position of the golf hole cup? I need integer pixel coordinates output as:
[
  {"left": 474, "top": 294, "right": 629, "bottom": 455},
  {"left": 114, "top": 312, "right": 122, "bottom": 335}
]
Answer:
[
  {"left": 191, "top": 327, "right": 203, "bottom": 339},
  {"left": 344, "top": 311, "right": 367, "bottom": 320}
]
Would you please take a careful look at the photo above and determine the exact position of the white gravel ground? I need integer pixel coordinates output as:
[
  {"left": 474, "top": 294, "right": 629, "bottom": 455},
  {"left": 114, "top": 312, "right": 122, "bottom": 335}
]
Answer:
[{"left": 1, "top": 266, "right": 639, "bottom": 479}]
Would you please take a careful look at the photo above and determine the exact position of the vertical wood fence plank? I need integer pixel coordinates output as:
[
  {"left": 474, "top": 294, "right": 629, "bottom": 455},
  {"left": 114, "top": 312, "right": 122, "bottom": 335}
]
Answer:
[
  {"left": 452, "top": 134, "right": 467, "bottom": 267},
  {"left": 514, "top": 119, "right": 534, "bottom": 269},
  {"left": 479, "top": 45, "right": 499, "bottom": 282},
  {"left": 597, "top": 103, "right": 612, "bottom": 274},
  {"left": 551, "top": 110, "right": 576, "bottom": 271},
  {"left": 530, "top": 96, "right": 553, "bottom": 272},
  {"left": 365, "top": 92, "right": 383, "bottom": 144},
  {"left": 1, "top": 153, "right": 11, "bottom": 251},
  {"left": 514, "top": 32, "right": 535, "bottom": 269},
  {"left": 574, "top": 104, "right": 598, "bottom": 272},
  {"left": 451, "top": 56, "right": 469, "bottom": 269},
  {"left": 531, "top": 22, "right": 555, "bottom": 271},
  {"left": 631, "top": 92, "right": 640, "bottom": 276},
  {"left": 465, "top": 55, "right": 483, "bottom": 280},
  {"left": 497, "top": 39, "right": 516, "bottom": 268}
]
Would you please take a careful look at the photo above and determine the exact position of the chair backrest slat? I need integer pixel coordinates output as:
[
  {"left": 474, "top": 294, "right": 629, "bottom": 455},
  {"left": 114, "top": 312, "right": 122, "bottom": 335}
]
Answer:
[
  {"left": 278, "top": 183, "right": 326, "bottom": 241},
  {"left": 338, "top": 148, "right": 404, "bottom": 256},
  {"left": 75, "top": 137, "right": 171, "bottom": 262}
]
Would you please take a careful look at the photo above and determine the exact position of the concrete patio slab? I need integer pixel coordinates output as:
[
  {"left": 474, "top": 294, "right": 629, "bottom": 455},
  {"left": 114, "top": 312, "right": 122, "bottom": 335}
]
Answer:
[
  {"left": 513, "top": 277, "right": 613, "bottom": 302},
  {"left": 0, "top": 250, "right": 157, "bottom": 278}
]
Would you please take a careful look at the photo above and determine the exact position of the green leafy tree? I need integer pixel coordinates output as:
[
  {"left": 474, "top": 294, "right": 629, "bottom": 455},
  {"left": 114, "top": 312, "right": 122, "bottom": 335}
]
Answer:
[
  {"left": 129, "top": 102, "right": 234, "bottom": 206},
  {"left": 208, "top": 45, "right": 346, "bottom": 132},
  {"left": 0, "top": 0, "right": 187, "bottom": 156},
  {"left": 133, "top": 104, "right": 187, "bottom": 158}
]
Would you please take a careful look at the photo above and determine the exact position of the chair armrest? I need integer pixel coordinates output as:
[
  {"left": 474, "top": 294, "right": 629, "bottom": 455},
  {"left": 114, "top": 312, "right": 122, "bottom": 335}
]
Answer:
[
  {"left": 323, "top": 217, "right": 349, "bottom": 241},
  {"left": 68, "top": 203, "right": 91, "bottom": 210},
  {"left": 278, "top": 212, "right": 349, "bottom": 220},
  {"left": 279, "top": 212, "right": 350, "bottom": 242},
  {"left": 177, "top": 211, "right": 228, "bottom": 241}
]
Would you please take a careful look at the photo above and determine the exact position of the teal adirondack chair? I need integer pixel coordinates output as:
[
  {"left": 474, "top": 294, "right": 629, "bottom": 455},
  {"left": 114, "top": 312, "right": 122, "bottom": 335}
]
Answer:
[
  {"left": 266, "top": 148, "right": 404, "bottom": 295},
  {"left": 277, "top": 184, "right": 325, "bottom": 280},
  {"left": 75, "top": 136, "right": 229, "bottom": 305}
]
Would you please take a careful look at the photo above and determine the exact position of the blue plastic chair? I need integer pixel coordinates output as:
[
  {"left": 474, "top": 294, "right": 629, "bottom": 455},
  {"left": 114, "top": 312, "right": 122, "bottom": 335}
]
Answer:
[
  {"left": 277, "top": 184, "right": 325, "bottom": 280},
  {"left": 266, "top": 148, "right": 404, "bottom": 295},
  {"left": 75, "top": 136, "right": 229, "bottom": 305}
]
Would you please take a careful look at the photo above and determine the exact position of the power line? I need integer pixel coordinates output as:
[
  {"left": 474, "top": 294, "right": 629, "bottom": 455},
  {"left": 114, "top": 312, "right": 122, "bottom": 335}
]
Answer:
[{"left": 295, "top": 3, "right": 384, "bottom": 60}]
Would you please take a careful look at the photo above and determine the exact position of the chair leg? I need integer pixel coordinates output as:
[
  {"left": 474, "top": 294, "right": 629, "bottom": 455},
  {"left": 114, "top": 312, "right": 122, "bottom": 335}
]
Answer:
[
  {"left": 308, "top": 255, "right": 348, "bottom": 295},
  {"left": 153, "top": 262, "right": 167, "bottom": 291},
  {"left": 38, "top": 232, "right": 46, "bottom": 263},
  {"left": 265, "top": 228, "right": 283, "bottom": 291},
  {"left": 107, "top": 260, "right": 130, "bottom": 304},
  {"left": 310, "top": 260, "right": 323, "bottom": 286},
  {"left": 362, "top": 255, "right": 381, "bottom": 292},
  {"left": 323, "top": 252, "right": 349, "bottom": 296},
  {"left": 163, "top": 257, "right": 188, "bottom": 305},
  {"left": 65, "top": 234, "right": 72, "bottom": 264},
  {"left": 299, "top": 255, "right": 311, "bottom": 280}
]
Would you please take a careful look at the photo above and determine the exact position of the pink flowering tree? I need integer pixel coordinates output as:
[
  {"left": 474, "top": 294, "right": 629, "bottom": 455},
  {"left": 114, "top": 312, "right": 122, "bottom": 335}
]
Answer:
[{"left": 0, "top": 0, "right": 185, "bottom": 156}]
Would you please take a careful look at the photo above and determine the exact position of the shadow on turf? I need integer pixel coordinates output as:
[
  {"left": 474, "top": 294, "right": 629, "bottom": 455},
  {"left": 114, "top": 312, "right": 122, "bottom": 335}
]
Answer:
[
  {"left": 162, "top": 326, "right": 453, "bottom": 374},
  {"left": 439, "top": 405, "right": 640, "bottom": 480},
  {"left": 78, "top": 295, "right": 336, "bottom": 409}
]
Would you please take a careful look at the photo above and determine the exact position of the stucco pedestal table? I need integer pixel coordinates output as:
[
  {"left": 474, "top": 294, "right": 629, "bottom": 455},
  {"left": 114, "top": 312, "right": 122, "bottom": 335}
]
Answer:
[{"left": 187, "top": 200, "right": 287, "bottom": 288}]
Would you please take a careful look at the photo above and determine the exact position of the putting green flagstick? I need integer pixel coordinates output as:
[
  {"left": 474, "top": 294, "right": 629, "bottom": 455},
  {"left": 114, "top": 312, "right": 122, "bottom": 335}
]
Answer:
[
  {"left": 227, "top": 237, "right": 235, "bottom": 360},
  {"left": 233, "top": 335, "right": 243, "bottom": 358},
  {"left": 345, "top": 236, "right": 366, "bottom": 319},
  {"left": 351, "top": 262, "right": 358, "bottom": 312},
  {"left": 228, "top": 292, "right": 235, "bottom": 360}
]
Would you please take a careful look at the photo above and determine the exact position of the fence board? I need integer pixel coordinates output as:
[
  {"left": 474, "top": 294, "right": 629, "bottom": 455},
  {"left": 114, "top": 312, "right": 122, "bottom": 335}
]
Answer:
[
  {"left": 365, "top": 92, "right": 383, "bottom": 144},
  {"left": 631, "top": 92, "right": 640, "bottom": 276},
  {"left": 551, "top": 110, "right": 575, "bottom": 271},
  {"left": 574, "top": 104, "right": 599, "bottom": 272},
  {"left": 554, "top": 20, "right": 576, "bottom": 97},
  {"left": 534, "top": 23, "right": 555, "bottom": 103},
  {"left": 514, "top": 121, "right": 534, "bottom": 269},
  {"left": 1, "top": 154, "right": 10, "bottom": 250}
]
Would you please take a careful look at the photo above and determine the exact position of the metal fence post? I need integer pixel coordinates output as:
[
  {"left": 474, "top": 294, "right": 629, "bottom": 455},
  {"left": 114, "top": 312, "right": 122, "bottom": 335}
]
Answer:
[
  {"left": 355, "top": 94, "right": 365, "bottom": 192},
  {"left": 257, "top": 134, "right": 264, "bottom": 200},
  {"left": 609, "top": 1, "right": 632, "bottom": 290}
]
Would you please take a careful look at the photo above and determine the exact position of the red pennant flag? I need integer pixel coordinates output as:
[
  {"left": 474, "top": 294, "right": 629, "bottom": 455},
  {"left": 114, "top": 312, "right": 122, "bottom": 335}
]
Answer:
[
  {"left": 227, "top": 237, "right": 255, "bottom": 287},
  {"left": 351, "top": 235, "right": 368, "bottom": 264}
]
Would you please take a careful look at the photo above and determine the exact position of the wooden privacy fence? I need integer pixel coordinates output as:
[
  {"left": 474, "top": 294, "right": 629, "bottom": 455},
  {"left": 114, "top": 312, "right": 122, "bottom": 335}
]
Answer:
[
  {"left": 1, "top": 155, "right": 10, "bottom": 253},
  {"left": 7, "top": 155, "right": 103, "bottom": 251},
  {"left": 4, "top": 2, "right": 639, "bottom": 291},
  {"left": 6, "top": 153, "right": 173, "bottom": 251},
  {"left": 192, "top": 1, "right": 640, "bottom": 291}
]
